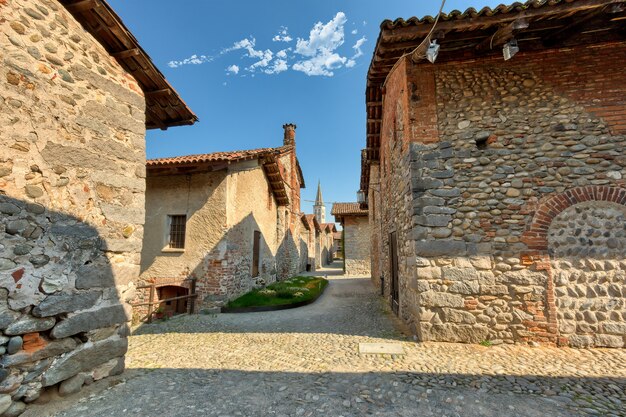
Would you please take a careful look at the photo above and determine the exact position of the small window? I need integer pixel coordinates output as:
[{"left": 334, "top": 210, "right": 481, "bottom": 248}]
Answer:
[
  {"left": 252, "top": 231, "right": 261, "bottom": 277},
  {"left": 168, "top": 215, "right": 187, "bottom": 249}
]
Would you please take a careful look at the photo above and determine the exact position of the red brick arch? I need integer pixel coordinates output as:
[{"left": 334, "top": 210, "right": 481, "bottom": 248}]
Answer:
[{"left": 523, "top": 186, "right": 626, "bottom": 251}]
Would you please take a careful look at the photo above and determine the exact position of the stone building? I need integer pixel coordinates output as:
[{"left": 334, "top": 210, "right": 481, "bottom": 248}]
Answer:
[
  {"left": 0, "top": 0, "right": 196, "bottom": 413},
  {"left": 140, "top": 125, "right": 307, "bottom": 311},
  {"left": 301, "top": 214, "right": 321, "bottom": 272},
  {"left": 332, "top": 203, "right": 370, "bottom": 276},
  {"left": 319, "top": 223, "right": 337, "bottom": 267},
  {"left": 333, "top": 231, "right": 343, "bottom": 259},
  {"left": 361, "top": 0, "right": 626, "bottom": 347}
]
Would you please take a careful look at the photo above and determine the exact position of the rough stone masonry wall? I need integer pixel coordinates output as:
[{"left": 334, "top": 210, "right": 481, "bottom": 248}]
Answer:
[
  {"left": 402, "top": 43, "right": 626, "bottom": 346},
  {"left": 344, "top": 216, "right": 371, "bottom": 276},
  {"left": 549, "top": 201, "right": 626, "bottom": 348},
  {"left": 1, "top": 0, "right": 146, "bottom": 413}
]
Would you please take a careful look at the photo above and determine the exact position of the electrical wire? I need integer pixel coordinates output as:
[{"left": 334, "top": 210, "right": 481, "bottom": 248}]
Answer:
[{"left": 382, "top": 0, "right": 447, "bottom": 88}]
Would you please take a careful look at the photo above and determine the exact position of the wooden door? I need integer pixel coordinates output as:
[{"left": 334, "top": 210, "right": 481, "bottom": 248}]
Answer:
[
  {"left": 252, "top": 231, "right": 261, "bottom": 277},
  {"left": 389, "top": 232, "right": 399, "bottom": 315}
]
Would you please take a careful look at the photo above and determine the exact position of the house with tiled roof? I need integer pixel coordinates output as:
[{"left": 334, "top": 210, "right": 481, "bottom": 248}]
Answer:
[
  {"left": 361, "top": 0, "right": 626, "bottom": 347},
  {"left": 332, "top": 203, "right": 370, "bottom": 276},
  {"left": 140, "top": 124, "right": 308, "bottom": 311}
]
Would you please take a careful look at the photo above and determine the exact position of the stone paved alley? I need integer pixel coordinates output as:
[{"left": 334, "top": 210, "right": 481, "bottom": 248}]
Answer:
[{"left": 25, "top": 264, "right": 626, "bottom": 417}]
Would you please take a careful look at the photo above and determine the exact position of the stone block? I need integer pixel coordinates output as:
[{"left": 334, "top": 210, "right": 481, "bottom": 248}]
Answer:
[
  {"left": 601, "top": 322, "right": 626, "bottom": 335},
  {"left": 429, "top": 188, "right": 460, "bottom": 198},
  {"left": 594, "top": 334, "right": 624, "bottom": 348},
  {"left": 75, "top": 263, "right": 112, "bottom": 289},
  {"left": 416, "top": 266, "right": 441, "bottom": 280},
  {"left": 0, "top": 305, "right": 20, "bottom": 330},
  {"left": 413, "top": 196, "right": 445, "bottom": 207},
  {"left": 4, "top": 316, "right": 56, "bottom": 336},
  {"left": 58, "top": 374, "right": 85, "bottom": 397},
  {"left": 412, "top": 178, "right": 443, "bottom": 191},
  {"left": 448, "top": 281, "right": 479, "bottom": 295},
  {"left": 469, "top": 256, "right": 492, "bottom": 270},
  {"left": 442, "top": 266, "right": 479, "bottom": 281},
  {"left": 441, "top": 308, "right": 477, "bottom": 324},
  {"left": 502, "top": 269, "right": 547, "bottom": 285},
  {"left": 415, "top": 240, "right": 466, "bottom": 257},
  {"left": 419, "top": 291, "right": 464, "bottom": 308},
  {"left": 33, "top": 291, "right": 101, "bottom": 317},
  {"left": 481, "top": 285, "right": 509, "bottom": 295},
  {"left": 42, "top": 337, "right": 128, "bottom": 387},
  {"left": 568, "top": 335, "right": 594, "bottom": 348},
  {"left": 422, "top": 323, "right": 489, "bottom": 344},
  {"left": 51, "top": 304, "right": 130, "bottom": 339},
  {"left": 0, "top": 339, "right": 77, "bottom": 367},
  {"left": 0, "top": 395, "right": 12, "bottom": 415}
]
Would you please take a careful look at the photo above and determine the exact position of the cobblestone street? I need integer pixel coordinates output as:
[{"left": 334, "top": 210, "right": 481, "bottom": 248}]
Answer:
[{"left": 25, "top": 265, "right": 626, "bottom": 417}]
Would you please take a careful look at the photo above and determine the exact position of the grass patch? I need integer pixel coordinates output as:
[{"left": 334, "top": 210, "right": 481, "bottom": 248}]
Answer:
[
  {"left": 479, "top": 340, "right": 493, "bottom": 347},
  {"left": 227, "top": 276, "right": 328, "bottom": 309}
]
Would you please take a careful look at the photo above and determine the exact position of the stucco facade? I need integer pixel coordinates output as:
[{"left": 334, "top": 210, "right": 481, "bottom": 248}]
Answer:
[
  {"left": 140, "top": 126, "right": 308, "bottom": 310},
  {"left": 362, "top": 2, "right": 626, "bottom": 347},
  {"left": 0, "top": 0, "right": 195, "bottom": 413}
]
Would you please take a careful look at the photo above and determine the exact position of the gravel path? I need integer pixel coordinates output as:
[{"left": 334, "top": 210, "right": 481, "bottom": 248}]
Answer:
[{"left": 25, "top": 265, "right": 626, "bottom": 417}]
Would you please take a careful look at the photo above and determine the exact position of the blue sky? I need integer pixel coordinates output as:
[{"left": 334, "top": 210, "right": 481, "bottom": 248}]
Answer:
[{"left": 109, "top": 0, "right": 503, "bottom": 218}]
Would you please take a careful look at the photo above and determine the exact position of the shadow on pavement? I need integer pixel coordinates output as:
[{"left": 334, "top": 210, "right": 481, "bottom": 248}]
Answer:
[{"left": 24, "top": 368, "right": 625, "bottom": 417}]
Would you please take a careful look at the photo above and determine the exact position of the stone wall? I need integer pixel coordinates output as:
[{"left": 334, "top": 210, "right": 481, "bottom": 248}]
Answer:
[
  {"left": 375, "top": 42, "right": 626, "bottom": 346},
  {"left": 343, "top": 216, "right": 371, "bottom": 276},
  {"left": 1, "top": 0, "right": 146, "bottom": 412},
  {"left": 549, "top": 202, "right": 626, "bottom": 348}
]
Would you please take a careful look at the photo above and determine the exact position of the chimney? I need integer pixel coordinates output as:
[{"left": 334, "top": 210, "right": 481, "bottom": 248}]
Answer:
[{"left": 283, "top": 123, "right": 296, "bottom": 146}]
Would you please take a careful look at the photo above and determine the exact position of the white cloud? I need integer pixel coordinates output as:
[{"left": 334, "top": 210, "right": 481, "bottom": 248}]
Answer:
[
  {"left": 292, "top": 12, "right": 360, "bottom": 77},
  {"left": 265, "top": 59, "right": 288, "bottom": 75},
  {"left": 276, "top": 48, "right": 290, "bottom": 59},
  {"left": 272, "top": 26, "right": 293, "bottom": 43},
  {"left": 352, "top": 36, "right": 367, "bottom": 58},
  {"left": 167, "top": 12, "right": 366, "bottom": 78},
  {"left": 168, "top": 54, "right": 213, "bottom": 68},
  {"left": 295, "top": 12, "right": 347, "bottom": 57},
  {"left": 226, "top": 64, "right": 239, "bottom": 75}
]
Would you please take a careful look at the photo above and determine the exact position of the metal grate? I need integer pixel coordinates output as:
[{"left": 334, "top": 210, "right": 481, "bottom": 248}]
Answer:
[{"left": 168, "top": 215, "right": 187, "bottom": 249}]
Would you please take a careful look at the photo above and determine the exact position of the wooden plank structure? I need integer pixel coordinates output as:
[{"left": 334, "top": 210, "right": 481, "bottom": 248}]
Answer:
[
  {"left": 132, "top": 279, "right": 198, "bottom": 323},
  {"left": 361, "top": 0, "right": 626, "bottom": 194},
  {"left": 60, "top": 0, "right": 198, "bottom": 130}
]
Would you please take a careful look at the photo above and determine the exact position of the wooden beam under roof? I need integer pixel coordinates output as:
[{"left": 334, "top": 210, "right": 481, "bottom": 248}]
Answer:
[
  {"left": 476, "top": 19, "right": 530, "bottom": 52},
  {"left": 543, "top": 4, "right": 626, "bottom": 46}
]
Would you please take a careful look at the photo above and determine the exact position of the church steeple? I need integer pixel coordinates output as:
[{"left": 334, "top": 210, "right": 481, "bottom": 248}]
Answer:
[{"left": 314, "top": 181, "right": 325, "bottom": 224}]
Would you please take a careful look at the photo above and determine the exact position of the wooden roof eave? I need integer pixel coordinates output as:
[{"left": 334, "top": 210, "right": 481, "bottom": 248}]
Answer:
[{"left": 60, "top": 0, "right": 198, "bottom": 130}]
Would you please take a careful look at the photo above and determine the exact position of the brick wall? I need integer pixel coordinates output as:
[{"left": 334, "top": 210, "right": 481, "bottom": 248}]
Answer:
[{"left": 375, "top": 41, "right": 626, "bottom": 346}]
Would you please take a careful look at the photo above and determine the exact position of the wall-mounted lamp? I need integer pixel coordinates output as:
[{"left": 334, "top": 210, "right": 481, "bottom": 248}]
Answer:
[
  {"left": 426, "top": 40, "right": 440, "bottom": 64},
  {"left": 503, "top": 39, "right": 519, "bottom": 61},
  {"left": 356, "top": 190, "right": 366, "bottom": 204}
]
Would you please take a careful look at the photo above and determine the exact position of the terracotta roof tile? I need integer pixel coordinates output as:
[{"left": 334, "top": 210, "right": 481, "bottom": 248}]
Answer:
[
  {"left": 331, "top": 203, "right": 368, "bottom": 217},
  {"left": 147, "top": 146, "right": 291, "bottom": 167},
  {"left": 333, "top": 232, "right": 342, "bottom": 240}
]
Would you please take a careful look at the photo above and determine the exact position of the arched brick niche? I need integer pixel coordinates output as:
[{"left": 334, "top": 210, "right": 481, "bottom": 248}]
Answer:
[
  {"left": 523, "top": 186, "right": 626, "bottom": 251},
  {"left": 524, "top": 186, "right": 626, "bottom": 348}
]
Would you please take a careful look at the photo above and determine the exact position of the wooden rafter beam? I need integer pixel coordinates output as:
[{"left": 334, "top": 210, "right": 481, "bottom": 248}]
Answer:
[
  {"left": 543, "top": 4, "right": 625, "bottom": 46},
  {"left": 476, "top": 19, "right": 529, "bottom": 52},
  {"left": 64, "top": 0, "right": 98, "bottom": 13},
  {"left": 111, "top": 48, "right": 141, "bottom": 59}
]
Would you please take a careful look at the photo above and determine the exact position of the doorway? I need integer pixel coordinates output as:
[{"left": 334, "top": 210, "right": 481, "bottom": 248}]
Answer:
[{"left": 389, "top": 231, "right": 399, "bottom": 315}]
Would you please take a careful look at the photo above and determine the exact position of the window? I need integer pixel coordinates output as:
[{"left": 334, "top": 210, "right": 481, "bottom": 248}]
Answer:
[
  {"left": 252, "top": 231, "right": 261, "bottom": 277},
  {"left": 168, "top": 215, "right": 187, "bottom": 249}
]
